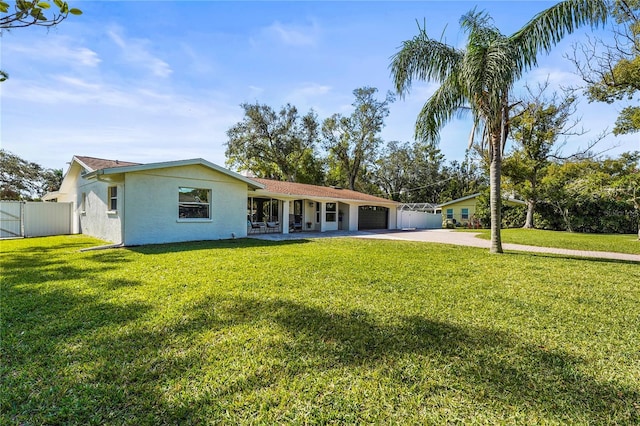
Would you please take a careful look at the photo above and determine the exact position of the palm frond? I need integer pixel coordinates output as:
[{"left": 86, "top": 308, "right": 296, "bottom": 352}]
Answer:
[
  {"left": 511, "top": 0, "right": 608, "bottom": 70},
  {"left": 390, "top": 26, "right": 463, "bottom": 97},
  {"left": 460, "top": 8, "right": 499, "bottom": 40},
  {"left": 414, "top": 80, "right": 466, "bottom": 142}
]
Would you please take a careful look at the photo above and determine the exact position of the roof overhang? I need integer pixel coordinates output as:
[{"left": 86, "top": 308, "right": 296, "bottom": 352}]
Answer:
[
  {"left": 438, "top": 193, "right": 482, "bottom": 208},
  {"left": 249, "top": 188, "right": 399, "bottom": 206},
  {"left": 42, "top": 191, "right": 61, "bottom": 201},
  {"left": 83, "top": 158, "right": 265, "bottom": 190}
]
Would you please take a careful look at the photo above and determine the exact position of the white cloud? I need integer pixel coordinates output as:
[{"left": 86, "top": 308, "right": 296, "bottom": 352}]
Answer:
[
  {"left": 520, "top": 67, "right": 583, "bottom": 91},
  {"left": 248, "top": 85, "right": 264, "bottom": 96},
  {"left": 264, "top": 20, "right": 320, "bottom": 46},
  {"left": 290, "top": 83, "right": 331, "bottom": 98},
  {"left": 2, "top": 68, "right": 242, "bottom": 169},
  {"left": 282, "top": 83, "right": 333, "bottom": 112},
  {"left": 180, "top": 43, "right": 216, "bottom": 75},
  {"left": 107, "top": 26, "right": 172, "bottom": 78},
  {"left": 5, "top": 37, "right": 101, "bottom": 67}
]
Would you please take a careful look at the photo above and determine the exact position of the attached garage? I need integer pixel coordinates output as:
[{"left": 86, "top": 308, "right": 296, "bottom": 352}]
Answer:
[{"left": 358, "top": 206, "right": 389, "bottom": 230}]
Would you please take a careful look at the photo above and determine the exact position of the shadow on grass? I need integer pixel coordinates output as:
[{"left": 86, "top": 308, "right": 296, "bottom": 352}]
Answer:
[
  {"left": 213, "top": 297, "right": 638, "bottom": 419},
  {"left": 1, "top": 282, "right": 151, "bottom": 425},
  {"left": 504, "top": 250, "right": 640, "bottom": 265},
  {"left": 5, "top": 240, "right": 99, "bottom": 254},
  {"left": 0, "top": 248, "right": 129, "bottom": 287},
  {"left": 19, "top": 294, "right": 632, "bottom": 424},
  {"left": 126, "top": 237, "right": 311, "bottom": 255}
]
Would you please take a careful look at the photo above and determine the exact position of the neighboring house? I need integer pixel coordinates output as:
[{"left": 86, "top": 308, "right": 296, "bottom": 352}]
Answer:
[
  {"left": 437, "top": 193, "right": 526, "bottom": 228},
  {"left": 44, "top": 156, "right": 398, "bottom": 245}
]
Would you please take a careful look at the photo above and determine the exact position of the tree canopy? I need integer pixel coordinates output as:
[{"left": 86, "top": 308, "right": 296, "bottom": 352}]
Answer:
[
  {"left": 503, "top": 83, "right": 591, "bottom": 228},
  {"left": 570, "top": 0, "right": 640, "bottom": 134},
  {"left": 225, "top": 103, "right": 323, "bottom": 184},
  {"left": 538, "top": 152, "right": 639, "bottom": 236},
  {"left": 321, "top": 87, "right": 395, "bottom": 191},
  {"left": 0, "top": 149, "right": 62, "bottom": 200},
  {"left": 0, "top": 0, "right": 81, "bottom": 30}
]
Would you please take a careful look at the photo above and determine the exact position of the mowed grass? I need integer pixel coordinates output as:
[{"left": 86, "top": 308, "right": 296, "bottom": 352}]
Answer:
[
  {"left": 467, "top": 228, "right": 640, "bottom": 254},
  {"left": 1, "top": 235, "right": 639, "bottom": 424}
]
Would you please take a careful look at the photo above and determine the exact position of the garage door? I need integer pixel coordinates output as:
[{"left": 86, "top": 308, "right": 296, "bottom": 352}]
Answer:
[{"left": 358, "top": 206, "right": 388, "bottom": 230}]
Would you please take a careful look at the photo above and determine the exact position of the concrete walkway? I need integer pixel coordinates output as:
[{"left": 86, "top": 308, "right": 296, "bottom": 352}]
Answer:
[{"left": 250, "top": 229, "right": 640, "bottom": 262}]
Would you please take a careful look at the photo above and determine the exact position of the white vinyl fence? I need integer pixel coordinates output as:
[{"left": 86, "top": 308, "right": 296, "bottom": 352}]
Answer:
[
  {"left": 0, "top": 201, "right": 73, "bottom": 238},
  {"left": 397, "top": 210, "right": 442, "bottom": 229}
]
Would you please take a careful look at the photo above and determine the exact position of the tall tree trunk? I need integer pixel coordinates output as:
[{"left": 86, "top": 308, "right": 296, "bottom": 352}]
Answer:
[
  {"left": 348, "top": 173, "right": 357, "bottom": 191},
  {"left": 489, "top": 134, "right": 503, "bottom": 254},
  {"left": 523, "top": 200, "right": 535, "bottom": 228},
  {"left": 557, "top": 205, "right": 573, "bottom": 232},
  {"left": 633, "top": 188, "right": 639, "bottom": 240}
]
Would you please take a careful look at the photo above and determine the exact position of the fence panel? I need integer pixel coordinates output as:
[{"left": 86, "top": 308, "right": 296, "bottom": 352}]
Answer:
[
  {"left": 397, "top": 210, "right": 442, "bottom": 229},
  {"left": 0, "top": 201, "right": 23, "bottom": 238},
  {"left": 23, "top": 202, "right": 73, "bottom": 237}
]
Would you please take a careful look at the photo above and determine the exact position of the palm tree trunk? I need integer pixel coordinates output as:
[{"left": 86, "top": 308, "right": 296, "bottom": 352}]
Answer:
[{"left": 489, "top": 135, "right": 503, "bottom": 254}]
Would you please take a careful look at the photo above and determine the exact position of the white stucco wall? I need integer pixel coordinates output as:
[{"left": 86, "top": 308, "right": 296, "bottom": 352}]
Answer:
[
  {"left": 51, "top": 162, "right": 124, "bottom": 242},
  {"left": 76, "top": 178, "right": 125, "bottom": 243},
  {"left": 347, "top": 204, "right": 359, "bottom": 231},
  {"left": 322, "top": 201, "right": 339, "bottom": 232},
  {"left": 53, "top": 163, "right": 81, "bottom": 234},
  {"left": 78, "top": 177, "right": 124, "bottom": 244},
  {"left": 305, "top": 201, "right": 320, "bottom": 231},
  {"left": 122, "top": 165, "right": 248, "bottom": 245},
  {"left": 338, "top": 202, "right": 350, "bottom": 231},
  {"left": 387, "top": 205, "right": 398, "bottom": 230}
]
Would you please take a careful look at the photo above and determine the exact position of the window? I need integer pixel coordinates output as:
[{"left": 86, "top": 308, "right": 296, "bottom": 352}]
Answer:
[
  {"left": 108, "top": 186, "right": 118, "bottom": 211},
  {"left": 461, "top": 208, "right": 469, "bottom": 220},
  {"left": 326, "top": 202, "right": 337, "bottom": 222},
  {"left": 179, "top": 187, "right": 211, "bottom": 219},
  {"left": 315, "top": 202, "right": 320, "bottom": 223},
  {"left": 81, "top": 192, "right": 87, "bottom": 212},
  {"left": 446, "top": 208, "right": 453, "bottom": 219}
]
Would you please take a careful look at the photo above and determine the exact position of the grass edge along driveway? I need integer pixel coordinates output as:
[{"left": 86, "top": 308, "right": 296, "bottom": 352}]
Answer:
[{"left": 464, "top": 228, "right": 640, "bottom": 255}]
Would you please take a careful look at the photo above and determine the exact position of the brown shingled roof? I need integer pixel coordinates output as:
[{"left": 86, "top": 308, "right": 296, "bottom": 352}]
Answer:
[
  {"left": 252, "top": 178, "right": 396, "bottom": 204},
  {"left": 74, "top": 155, "right": 141, "bottom": 172}
]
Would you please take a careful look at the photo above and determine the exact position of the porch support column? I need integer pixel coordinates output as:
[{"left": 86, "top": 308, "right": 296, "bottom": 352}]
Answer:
[
  {"left": 349, "top": 204, "right": 359, "bottom": 231},
  {"left": 257, "top": 200, "right": 264, "bottom": 222},
  {"left": 282, "top": 199, "right": 289, "bottom": 234},
  {"left": 320, "top": 202, "right": 326, "bottom": 232}
]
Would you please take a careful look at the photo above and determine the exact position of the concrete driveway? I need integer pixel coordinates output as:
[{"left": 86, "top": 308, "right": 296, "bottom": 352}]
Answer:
[{"left": 250, "top": 229, "right": 640, "bottom": 262}]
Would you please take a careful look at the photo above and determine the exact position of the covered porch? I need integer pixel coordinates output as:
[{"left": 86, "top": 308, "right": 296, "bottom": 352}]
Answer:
[{"left": 247, "top": 197, "right": 356, "bottom": 235}]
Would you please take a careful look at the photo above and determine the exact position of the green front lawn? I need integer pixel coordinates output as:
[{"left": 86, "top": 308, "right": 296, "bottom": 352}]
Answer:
[
  {"left": 467, "top": 228, "right": 640, "bottom": 254},
  {"left": 2, "top": 236, "right": 639, "bottom": 424}
]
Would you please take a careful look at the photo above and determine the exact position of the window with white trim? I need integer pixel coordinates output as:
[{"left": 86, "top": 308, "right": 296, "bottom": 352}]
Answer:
[
  {"left": 326, "top": 202, "right": 337, "bottom": 222},
  {"left": 179, "top": 187, "right": 211, "bottom": 219},
  {"left": 108, "top": 186, "right": 118, "bottom": 211},
  {"left": 461, "top": 208, "right": 469, "bottom": 220},
  {"left": 446, "top": 208, "right": 453, "bottom": 219}
]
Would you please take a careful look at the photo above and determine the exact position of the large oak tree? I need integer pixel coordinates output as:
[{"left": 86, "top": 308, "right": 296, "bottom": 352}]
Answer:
[{"left": 225, "top": 103, "right": 323, "bottom": 184}]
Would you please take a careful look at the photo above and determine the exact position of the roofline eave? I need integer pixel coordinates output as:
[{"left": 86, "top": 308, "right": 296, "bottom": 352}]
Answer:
[{"left": 249, "top": 189, "right": 398, "bottom": 205}]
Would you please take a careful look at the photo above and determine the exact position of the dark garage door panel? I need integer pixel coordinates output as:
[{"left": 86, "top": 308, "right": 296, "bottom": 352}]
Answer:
[{"left": 358, "top": 206, "right": 388, "bottom": 230}]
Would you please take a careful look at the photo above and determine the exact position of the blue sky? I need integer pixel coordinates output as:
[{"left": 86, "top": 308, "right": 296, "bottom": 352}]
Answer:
[{"left": 2, "top": 1, "right": 638, "bottom": 171}]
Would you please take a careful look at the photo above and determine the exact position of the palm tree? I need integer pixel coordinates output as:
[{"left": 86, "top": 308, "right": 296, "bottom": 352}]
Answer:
[{"left": 391, "top": 0, "right": 608, "bottom": 253}]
